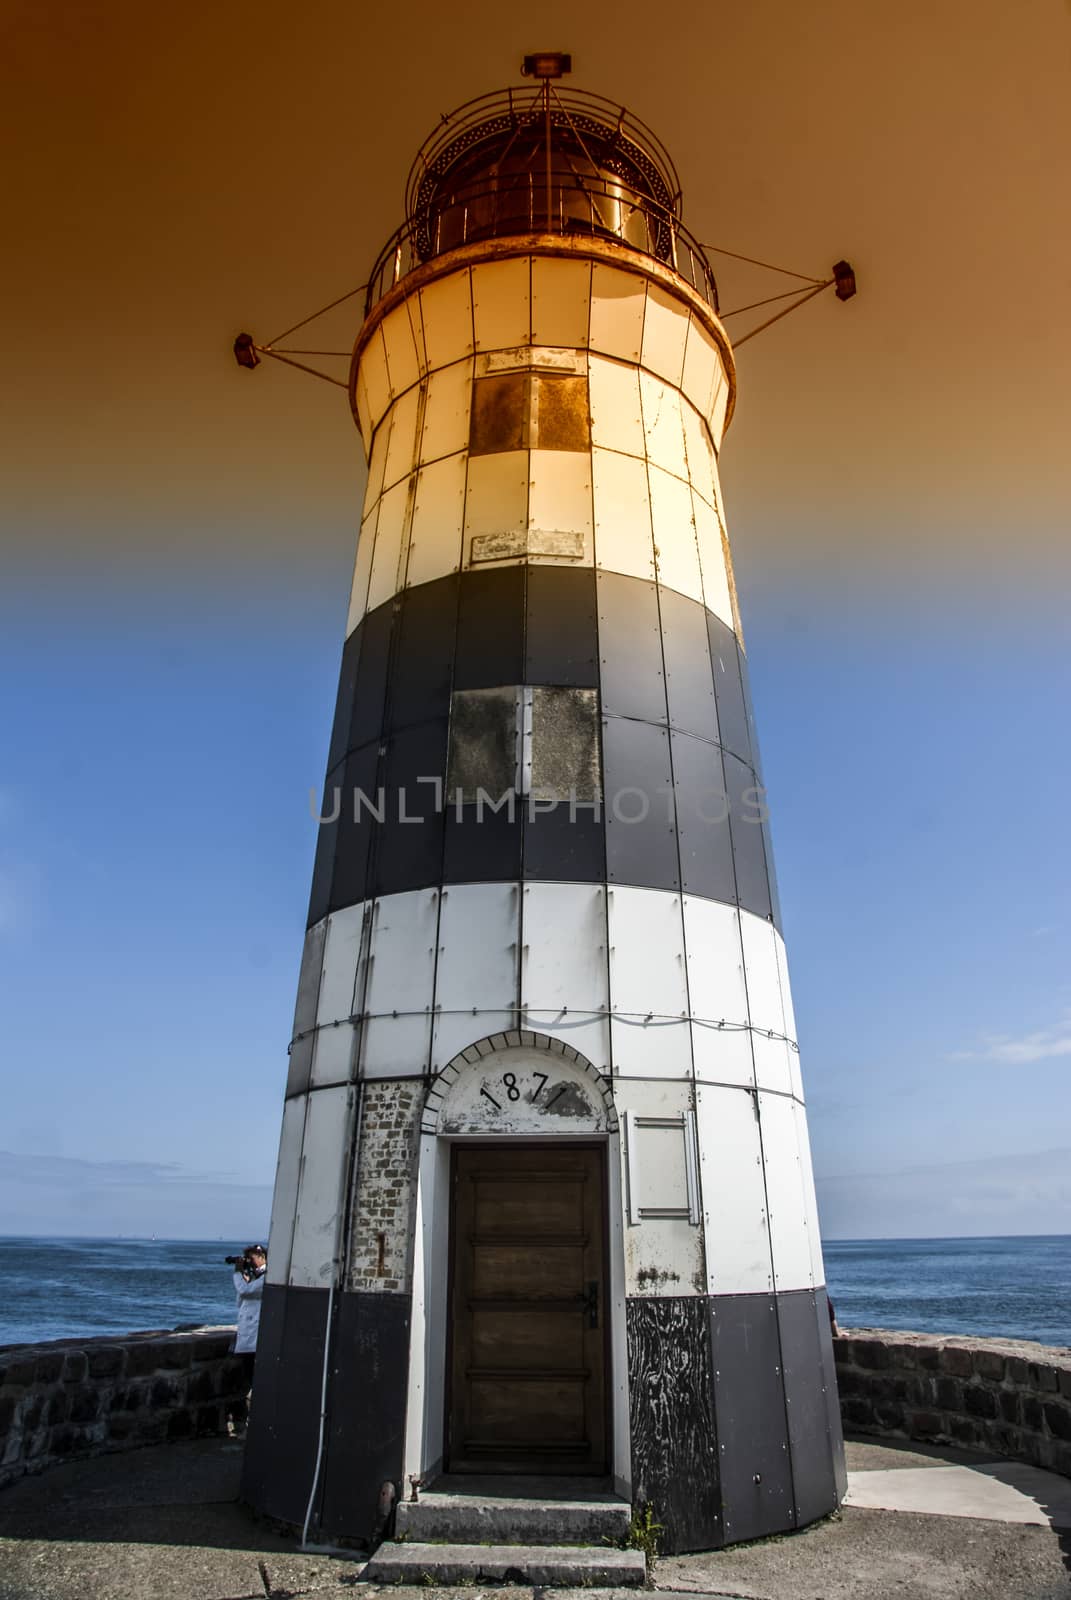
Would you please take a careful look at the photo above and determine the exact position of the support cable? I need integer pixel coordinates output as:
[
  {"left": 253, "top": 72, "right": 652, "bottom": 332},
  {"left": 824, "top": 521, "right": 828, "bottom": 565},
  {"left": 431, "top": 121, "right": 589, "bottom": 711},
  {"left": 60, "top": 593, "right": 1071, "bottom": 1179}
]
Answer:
[
  {"left": 256, "top": 348, "right": 349, "bottom": 389},
  {"left": 721, "top": 284, "right": 827, "bottom": 319},
  {"left": 265, "top": 281, "right": 369, "bottom": 350},
  {"left": 731, "top": 280, "right": 832, "bottom": 350},
  {"left": 699, "top": 243, "right": 826, "bottom": 284}
]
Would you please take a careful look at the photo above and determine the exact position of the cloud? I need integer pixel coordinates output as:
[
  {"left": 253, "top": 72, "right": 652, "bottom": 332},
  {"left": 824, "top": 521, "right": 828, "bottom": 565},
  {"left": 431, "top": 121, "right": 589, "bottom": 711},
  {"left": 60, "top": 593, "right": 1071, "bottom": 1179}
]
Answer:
[
  {"left": 0, "top": 1149, "right": 271, "bottom": 1239},
  {"left": 817, "top": 1146, "right": 1071, "bottom": 1240},
  {"left": 949, "top": 1017, "right": 1071, "bottom": 1065}
]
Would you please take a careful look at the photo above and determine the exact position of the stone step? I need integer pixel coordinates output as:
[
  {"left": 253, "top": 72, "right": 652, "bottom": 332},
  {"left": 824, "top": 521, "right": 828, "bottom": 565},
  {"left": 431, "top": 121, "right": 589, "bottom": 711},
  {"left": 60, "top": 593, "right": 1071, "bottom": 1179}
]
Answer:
[
  {"left": 395, "top": 1490, "right": 631, "bottom": 1545},
  {"left": 364, "top": 1541, "right": 646, "bottom": 1587}
]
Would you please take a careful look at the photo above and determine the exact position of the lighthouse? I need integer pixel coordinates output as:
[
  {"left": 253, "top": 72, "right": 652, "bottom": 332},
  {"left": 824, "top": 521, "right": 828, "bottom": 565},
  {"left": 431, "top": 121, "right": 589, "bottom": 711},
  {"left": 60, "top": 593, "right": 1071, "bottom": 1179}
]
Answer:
[{"left": 241, "top": 63, "right": 846, "bottom": 1556}]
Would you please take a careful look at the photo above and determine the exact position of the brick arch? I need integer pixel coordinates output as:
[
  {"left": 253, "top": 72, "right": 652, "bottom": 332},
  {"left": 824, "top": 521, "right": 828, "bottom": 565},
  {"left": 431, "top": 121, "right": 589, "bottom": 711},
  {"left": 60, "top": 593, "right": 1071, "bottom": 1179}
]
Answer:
[{"left": 421, "top": 1028, "right": 618, "bottom": 1135}]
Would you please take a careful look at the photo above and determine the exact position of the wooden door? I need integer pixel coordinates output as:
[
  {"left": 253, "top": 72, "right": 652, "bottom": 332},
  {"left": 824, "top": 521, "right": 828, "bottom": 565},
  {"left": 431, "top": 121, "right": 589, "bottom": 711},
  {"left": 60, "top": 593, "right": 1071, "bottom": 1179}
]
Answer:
[{"left": 447, "top": 1143, "right": 608, "bottom": 1474}]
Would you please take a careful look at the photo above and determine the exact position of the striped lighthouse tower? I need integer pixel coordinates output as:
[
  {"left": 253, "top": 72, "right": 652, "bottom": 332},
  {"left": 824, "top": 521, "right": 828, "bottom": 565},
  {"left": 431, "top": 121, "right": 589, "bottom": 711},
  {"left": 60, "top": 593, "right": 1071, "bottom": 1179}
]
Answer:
[{"left": 243, "top": 66, "right": 846, "bottom": 1555}]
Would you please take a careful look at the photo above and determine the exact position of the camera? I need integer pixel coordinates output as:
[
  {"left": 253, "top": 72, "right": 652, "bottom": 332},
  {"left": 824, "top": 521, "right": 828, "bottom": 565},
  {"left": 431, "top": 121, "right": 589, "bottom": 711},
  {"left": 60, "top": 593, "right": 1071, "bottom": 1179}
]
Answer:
[{"left": 225, "top": 1247, "right": 265, "bottom": 1281}]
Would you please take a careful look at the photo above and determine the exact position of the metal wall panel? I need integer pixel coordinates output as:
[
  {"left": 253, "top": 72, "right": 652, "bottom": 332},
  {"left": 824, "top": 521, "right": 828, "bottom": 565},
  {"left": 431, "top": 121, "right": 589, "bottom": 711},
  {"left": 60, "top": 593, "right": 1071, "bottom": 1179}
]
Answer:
[
  {"left": 650, "top": 466, "right": 703, "bottom": 604},
  {"left": 443, "top": 795, "right": 523, "bottom": 885},
  {"left": 389, "top": 575, "right": 458, "bottom": 731},
  {"left": 266, "top": 1094, "right": 307, "bottom": 1285},
  {"left": 589, "top": 262, "right": 646, "bottom": 362},
  {"left": 419, "top": 270, "right": 474, "bottom": 371},
  {"left": 660, "top": 586, "right": 717, "bottom": 740},
  {"left": 527, "top": 449, "right": 593, "bottom": 564},
  {"left": 430, "top": 881, "right": 519, "bottom": 1068},
  {"left": 778, "top": 1289, "right": 837, "bottom": 1526},
  {"left": 589, "top": 353, "right": 645, "bottom": 457},
  {"left": 521, "top": 881, "right": 609, "bottom": 1068},
  {"left": 626, "top": 1296, "right": 721, "bottom": 1554},
  {"left": 290, "top": 1085, "right": 350, "bottom": 1288},
  {"left": 307, "top": 762, "right": 342, "bottom": 929},
  {"left": 346, "top": 502, "right": 378, "bottom": 636},
  {"left": 362, "top": 887, "right": 439, "bottom": 1079},
  {"left": 531, "top": 257, "right": 591, "bottom": 348},
  {"left": 319, "top": 1291, "right": 412, "bottom": 1540},
  {"left": 740, "top": 911, "right": 786, "bottom": 1036},
  {"left": 375, "top": 720, "right": 449, "bottom": 896},
  {"left": 311, "top": 1017, "right": 356, "bottom": 1090},
  {"left": 709, "top": 1293, "right": 793, "bottom": 1543},
  {"left": 711, "top": 369, "right": 730, "bottom": 448},
  {"left": 681, "top": 314, "right": 720, "bottom": 426},
  {"left": 671, "top": 731, "right": 735, "bottom": 903},
  {"left": 708, "top": 616, "right": 750, "bottom": 760},
  {"left": 751, "top": 1033, "right": 793, "bottom": 1095},
  {"left": 640, "top": 282, "right": 688, "bottom": 387},
  {"left": 596, "top": 570, "right": 667, "bottom": 724},
  {"left": 692, "top": 492, "right": 734, "bottom": 628},
  {"left": 419, "top": 359, "right": 472, "bottom": 465},
  {"left": 328, "top": 628, "right": 360, "bottom": 772},
  {"left": 530, "top": 686, "right": 600, "bottom": 801},
  {"left": 774, "top": 931, "right": 797, "bottom": 1045},
  {"left": 525, "top": 565, "right": 598, "bottom": 686},
  {"left": 241, "top": 1285, "right": 326, "bottom": 1524},
  {"left": 367, "top": 479, "right": 409, "bottom": 612},
  {"left": 690, "top": 1020, "right": 755, "bottom": 1090},
  {"left": 532, "top": 372, "right": 590, "bottom": 451},
  {"left": 470, "top": 372, "right": 527, "bottom": 454},
  {"left": 446, "top": 685, "right": 518, "bottom": 802},
  {"left": 454, "top": 565, "right": 525, "bottom": 687},
  {"left": 796, "top": 1101, "right": 827, "bottom": 1289},
  {"left": 472, "top": 257, "right": 531, "bottom": 351},
  {"left": 603, "top": 716, "right": 679, "bottom": 892},
  {"left": 592, "top": 447, "right": 655, "bottom": 582},
  {"left": 725, "top": 753, "right": 771, "bottom": 921},
  {"left": 358, "top": 324, "right": 391, "bottom": 431},
  {"left": 355, "top": 358, "right": 373, "bottom": 444},
  {"left": 406, "top": 452, "right": 467, "bottom": 589},
  {"left": 695, "top": 1083, "right": 772, "bottom": 1294},
  {"left": 293, "top": 919, "right": 327, "bottom": 1043},
  {"left": 608, "top": 885, "right": 691, "bottom": 1077},
  {"left": 329, "top": 742, "right": 380, "bottom": 913},
  {"left": 681, "top": 396, "right": 717, "bottom": 505},
  {"left": 758, "top": 1091, "right": 814, "bottom": 1292},
  {"left": 381, "top": 299, "right": 423, "bottom": 398},
  {"left": 683, "top": 896, "right": 748, "bottom": 1028},
  {"left": 317, "top": 904, "right": 365, "bottom": 1030},
  {"left": 383, "top": 385, "right": 421, "bottom": 493},
  {"left": 464, "top": 449, "right": 529, "bottom": 548},
  {"left": 788, "top": 1039, "right": 806, "bottom": 1105},
  {"left": 816, "top": 1287, "right": 848, "bottom": 1500},
  {"left": 639, "top": 371, "right": 688, "bottom": 482},
  {"left": 523, "top": 798, "right": 605, "bottom": 883},
  {"left": 350, "top": 602, "right": 393, "bottom": 750},
  {"left": 365, "top": 410, "right": 391, "bottom": 507}
]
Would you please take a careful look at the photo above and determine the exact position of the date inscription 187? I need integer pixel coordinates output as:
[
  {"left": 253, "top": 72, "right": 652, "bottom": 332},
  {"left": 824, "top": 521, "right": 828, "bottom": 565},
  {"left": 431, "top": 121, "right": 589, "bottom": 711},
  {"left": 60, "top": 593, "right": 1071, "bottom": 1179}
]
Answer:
[{"left": 479, "top": 1070, "right": 569, "bottom": 1114}]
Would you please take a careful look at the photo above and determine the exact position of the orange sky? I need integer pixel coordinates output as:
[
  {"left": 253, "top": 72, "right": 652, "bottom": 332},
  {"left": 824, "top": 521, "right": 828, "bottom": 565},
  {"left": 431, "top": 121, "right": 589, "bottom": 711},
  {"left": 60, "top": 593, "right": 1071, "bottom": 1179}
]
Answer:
[{"left": 3, "top": 0, "right": 1070, "bottom": 596}]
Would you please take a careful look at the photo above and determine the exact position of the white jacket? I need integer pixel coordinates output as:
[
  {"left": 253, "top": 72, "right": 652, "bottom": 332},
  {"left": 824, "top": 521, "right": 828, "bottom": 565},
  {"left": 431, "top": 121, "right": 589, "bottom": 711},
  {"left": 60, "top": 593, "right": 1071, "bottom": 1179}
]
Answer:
[{"left": 233, "top": 1268, "right": 265, "bottom": 1353}]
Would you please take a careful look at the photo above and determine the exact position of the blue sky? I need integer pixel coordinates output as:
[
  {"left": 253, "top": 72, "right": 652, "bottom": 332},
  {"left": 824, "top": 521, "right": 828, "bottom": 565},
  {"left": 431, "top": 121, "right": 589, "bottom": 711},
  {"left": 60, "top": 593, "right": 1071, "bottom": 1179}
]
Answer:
[{"left": 2, "top": 562, "right": 1069, "bottom": 1240}]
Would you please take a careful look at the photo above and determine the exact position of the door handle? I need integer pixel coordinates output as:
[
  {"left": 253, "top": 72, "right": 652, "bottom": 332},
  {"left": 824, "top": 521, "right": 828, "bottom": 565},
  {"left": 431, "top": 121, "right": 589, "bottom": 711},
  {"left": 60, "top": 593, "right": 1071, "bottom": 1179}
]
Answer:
[{"left": 575, "top": 1280, "right": 599, "bottom": 1329}]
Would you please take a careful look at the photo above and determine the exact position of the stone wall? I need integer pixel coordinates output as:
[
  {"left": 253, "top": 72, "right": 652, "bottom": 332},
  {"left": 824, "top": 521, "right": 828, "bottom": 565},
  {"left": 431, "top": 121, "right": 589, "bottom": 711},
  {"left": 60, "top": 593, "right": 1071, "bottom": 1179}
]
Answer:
[
  {"left": 0, "top": 1326, "right": 247, "bottom": 1490},
  {"left": 834, "top": 1328, "right": 1071, "bottom": 1476}
]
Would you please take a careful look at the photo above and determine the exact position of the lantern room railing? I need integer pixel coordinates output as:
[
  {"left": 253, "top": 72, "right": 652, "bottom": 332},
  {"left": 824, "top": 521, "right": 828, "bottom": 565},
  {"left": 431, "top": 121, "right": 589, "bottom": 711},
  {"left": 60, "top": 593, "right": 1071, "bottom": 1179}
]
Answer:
[{"left": 364, "top": 175, "right": 720, "bottom": 318}]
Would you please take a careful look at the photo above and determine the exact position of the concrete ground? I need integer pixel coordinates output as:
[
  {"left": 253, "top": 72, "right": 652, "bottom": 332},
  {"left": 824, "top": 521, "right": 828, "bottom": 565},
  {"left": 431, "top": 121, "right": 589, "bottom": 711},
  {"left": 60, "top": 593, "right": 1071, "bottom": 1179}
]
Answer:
[{"left": 0, "top": 1435, "right": 1067, "bottom": 1600}]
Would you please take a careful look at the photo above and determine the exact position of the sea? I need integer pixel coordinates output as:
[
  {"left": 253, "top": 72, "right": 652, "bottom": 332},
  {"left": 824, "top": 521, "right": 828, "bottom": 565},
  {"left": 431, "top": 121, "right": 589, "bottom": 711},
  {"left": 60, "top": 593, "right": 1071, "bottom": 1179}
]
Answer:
[{"left": 1, "top": 1234, "right": 1070, "bottom": 1349}]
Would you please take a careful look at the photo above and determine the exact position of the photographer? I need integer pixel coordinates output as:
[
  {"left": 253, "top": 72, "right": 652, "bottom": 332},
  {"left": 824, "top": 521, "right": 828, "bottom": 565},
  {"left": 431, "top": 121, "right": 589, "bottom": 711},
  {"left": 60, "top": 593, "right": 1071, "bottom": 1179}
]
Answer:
[{"left": 227, "top": 1245, "right": 267, "bottom": 1417}]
